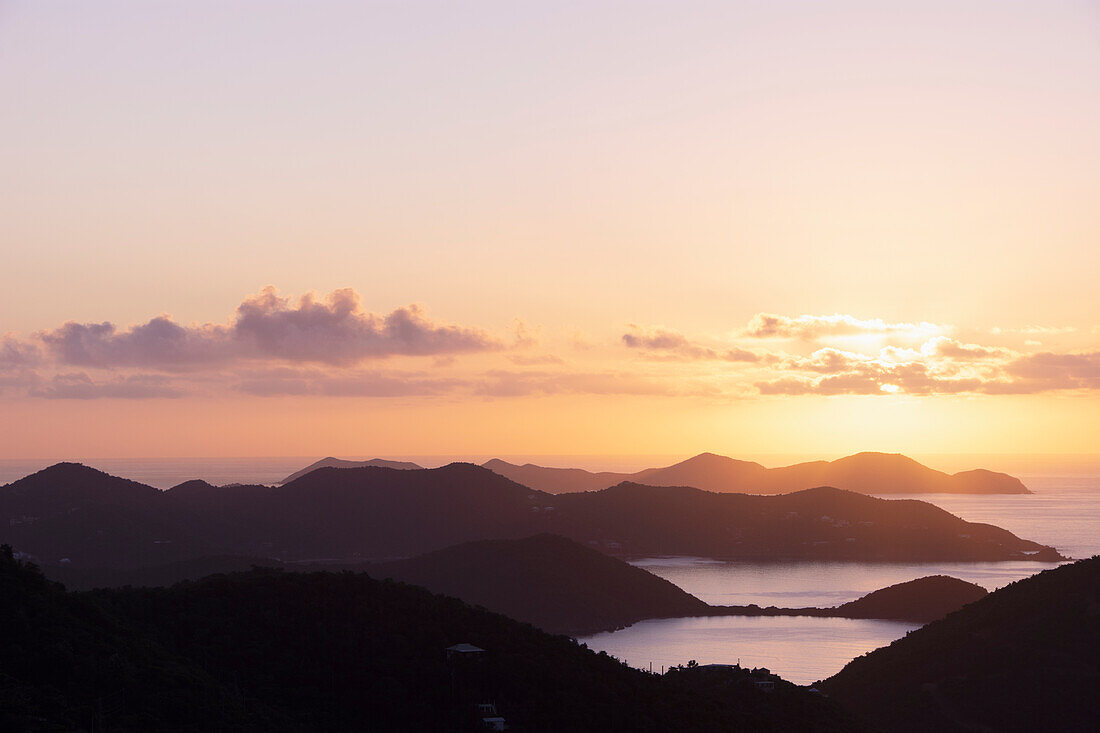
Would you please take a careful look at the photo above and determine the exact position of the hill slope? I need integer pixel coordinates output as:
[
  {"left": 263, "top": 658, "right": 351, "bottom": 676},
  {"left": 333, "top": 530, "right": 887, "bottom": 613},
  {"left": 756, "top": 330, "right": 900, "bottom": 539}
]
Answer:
[
  {"left": 820, "top": 556, "right": 1100, "bottom": 732},
  {"left": 0, "top": 546, "right": 868, "bottom": 732},
  {"left": 546, "top": 482, "right": 1062, "bottom": 562},
  {"left": 831, "top": 575, "right": 988, "bottom": 622},
  {"left": 372, "top": 534, "right": 709, "bottom": 635},
  {"left": 2, "top": 463, "right": 1062, "bottom": 567},
  {"left": 0, "top": 463, "right": 218, "bottom": 567}
]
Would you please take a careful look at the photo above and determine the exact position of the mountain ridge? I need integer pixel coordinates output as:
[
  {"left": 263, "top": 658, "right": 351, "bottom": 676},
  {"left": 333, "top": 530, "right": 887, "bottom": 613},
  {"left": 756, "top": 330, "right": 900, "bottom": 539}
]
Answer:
[
  {"left": 279, "top": 456, "right": 423, "bottom": 483},
  {"left": 0, "top": 462, "right": 1062, "bottom": 570},
  {"left": 479, "top": 451, "right": 1031, "bottom": 495}
]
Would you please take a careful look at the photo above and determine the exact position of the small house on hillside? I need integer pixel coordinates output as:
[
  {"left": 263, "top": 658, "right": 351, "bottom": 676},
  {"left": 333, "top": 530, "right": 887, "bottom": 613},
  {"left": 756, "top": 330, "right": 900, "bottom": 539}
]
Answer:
[{"left": 446, "top": 643, "right": 485, "bottom": 661}]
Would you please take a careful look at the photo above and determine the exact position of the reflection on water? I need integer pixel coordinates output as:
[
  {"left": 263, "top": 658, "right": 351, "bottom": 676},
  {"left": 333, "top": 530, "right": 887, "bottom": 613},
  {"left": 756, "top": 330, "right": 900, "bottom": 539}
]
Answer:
[
  {"left": 633, "top": 479, "right": 1100, "bottom": 607},
  {"left": 631, "top": 558, "right": 1062, "bottom": 607},
  {"left": 617, "top": 480, "right": 1100, "bottom": 685},
  {"left": 578, "top": 615, "right": 919, "bottom": 685},
  {"left": 882, "top": 477, "right": 1100, "bottom": 562}
]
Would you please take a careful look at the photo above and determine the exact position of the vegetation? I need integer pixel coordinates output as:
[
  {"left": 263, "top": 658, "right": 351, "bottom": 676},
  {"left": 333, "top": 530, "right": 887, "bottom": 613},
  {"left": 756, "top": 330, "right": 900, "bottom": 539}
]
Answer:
[
  {"left": 820, "top": 556, "right": 1100, "bottom": 732},
  {"left": 0, "top": 545, "right": 866, "bottom": 732},
  {"left": 371, "top": 533, "right": 709, "bottom": 635},
  {"left": 830, "top": 575, "right": 987, "bottom": 622}
]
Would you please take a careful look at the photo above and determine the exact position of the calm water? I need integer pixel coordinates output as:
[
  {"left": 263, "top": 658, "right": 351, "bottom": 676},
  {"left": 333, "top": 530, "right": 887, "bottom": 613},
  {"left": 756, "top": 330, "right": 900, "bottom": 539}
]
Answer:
[
  {"left": 584, "top": 476, "right": 1100, "bottom": 683},
  {"left": 578, "top": 616, "right": 920, "bottom": 685},
  {"left": 630, "top": 557, "right": 1069, "bottom": 607},
  {"left": 882, "top": 475, "right": 1100, "bottom": 561}
]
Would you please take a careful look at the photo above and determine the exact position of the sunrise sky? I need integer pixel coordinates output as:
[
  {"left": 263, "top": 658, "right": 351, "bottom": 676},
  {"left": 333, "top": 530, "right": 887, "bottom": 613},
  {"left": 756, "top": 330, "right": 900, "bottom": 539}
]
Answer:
[{"left": 2, "top": 1, "right": 1098, "bottom": 459}]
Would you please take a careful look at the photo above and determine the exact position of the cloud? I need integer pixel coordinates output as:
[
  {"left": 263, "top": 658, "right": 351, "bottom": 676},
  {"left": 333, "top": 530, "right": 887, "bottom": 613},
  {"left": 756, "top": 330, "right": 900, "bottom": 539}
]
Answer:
[
  {"left": 232, "top": 287, "right": 499, "bottom": 363},
  {"left": 744, "top": 313, "right": 947, "bottom": 341},
  {"left": 0, "top": 336, "right": 43, "bottom": 369},
  {"left": 0, "top": 369, "right": 41, "bottom": 395},
  {"left": 473, "top": 370, "right": 722, "bottom": 398},
  {"left": 8, "top": 300, "right": 1100, "bottom": 401},
  {"left": 761, "top": 345, "right": 999, "bottom": 396},
  {"left": 508, "top": 354, "right": 566, "bottom": 366},
  {"left": 1004, "top": 351, "right": 1100, "bottom": 390},
  {"left": 622, "top": 328, "right": 691, "bottom": 351},
  {"left": 35, "top": 287, "right": 499, "bottom": 369},
  {"left": 622, "top": 327, "right": 765, "bottom": 363},
  {"left": 234, "top": 369, "right": 464, "bottom": 397},
  {"left": 757, "top": 342, "right": 1100, "bottom": 397},
  {"left": 781, "top": 348, "right": 870, "bottom": 374},
  {"left": 756, "top": 365, "right": 983, "bottom": 396},
  {"left": 30, "top": 373, "right": 185, "bottom": 399},
  {"left": 39, "top": 318, "right": 232, "bottom": 369},
  {"left": 923, "top": 336, "right": 1011, "bottom": 361},
  {"left": 991, "top": 325, "right": 1077, "bottom": 336}
]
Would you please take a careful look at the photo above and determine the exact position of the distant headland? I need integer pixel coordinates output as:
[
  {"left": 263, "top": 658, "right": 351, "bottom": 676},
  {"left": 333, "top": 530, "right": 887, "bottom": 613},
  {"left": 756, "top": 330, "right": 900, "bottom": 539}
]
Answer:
[{"left": 280, "top": 451, "right": 1031, "bottom": 495}]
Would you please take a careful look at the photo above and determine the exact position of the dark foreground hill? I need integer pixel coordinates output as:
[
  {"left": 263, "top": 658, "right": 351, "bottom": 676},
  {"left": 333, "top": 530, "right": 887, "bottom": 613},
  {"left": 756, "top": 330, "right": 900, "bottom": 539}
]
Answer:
[
  {"left": 1, "top": 463, "right": 1062, "bottom": 568},
  {"left": 46, "top": 538, "right": 986, "bottom": 634},
  {"left": 371, "top": 534, "right": 710, "bottom": 635},
  {"left": 820, "top": 556, "right": 1100, "bottom": 732},
  {"left": 483, "top": 452, "right": 1030, "bottom": 495},
  {"left": 0, "top": 546, "right": 865, "bottom": 733}
]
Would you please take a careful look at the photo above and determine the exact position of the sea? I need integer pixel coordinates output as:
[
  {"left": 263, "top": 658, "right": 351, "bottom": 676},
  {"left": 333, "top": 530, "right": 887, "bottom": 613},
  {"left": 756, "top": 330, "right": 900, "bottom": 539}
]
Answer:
[
  {"left": 1, "top": 454, "right": 1098, "bottom": 686},
  {"left": 581, "top": 474, "right": 1100, "bottom": 684}
]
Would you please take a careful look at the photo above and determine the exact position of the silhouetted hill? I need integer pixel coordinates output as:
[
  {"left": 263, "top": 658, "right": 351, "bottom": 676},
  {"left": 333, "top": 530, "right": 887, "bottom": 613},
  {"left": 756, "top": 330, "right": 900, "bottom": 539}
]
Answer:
[
  {"left": 546, "top": 483, "right": 1061, "bottom": 562},
  {"left": 279, "top": 456, "right": 422, "bottom": 483},
  {"left": 764, "top": 452, "right": 1029, "bottom": 495},
  {"left": 709, "top": 575, "right": 988, "bottom": 624},
  {"left": 633, "top": 453, "right": 770, "bottom": 492},
  {"left": 481, "top": 459, "right": 636, "bottom": 492},
  {"left": 831, "top": 575, "right": 987, "bottom": 622},
  {"left": 1, "top": 462, "right": 160, "bottom": 508},
  {"left": 482, "top": 452, "right": 1031, "bottom": 495},
  {"left": 43, "top": 554, "right": 283, "bottom": 591},
  {"left": 0, "top": 547, "right": 867, "bottom": 732},
  {"left": 0, "top": 544, "right": 272, "bottom": 731},
  {"left": 43, "top": 551, "right": 985, "bottom": 631},
  {"left": 265, "top": 463, "right": 546, "bottom": 558},
  {"left": 2, "top": 463, "right": 1062, "bottom": 568},
  {"left": 372, "top": 534, "right": 709, "bottom": 635},
  {"left": 0, "top": 463, "right": 217, "bottom": 567},
  {"left": 820, "top": 556, "right": 1100, "bottom": 732}
]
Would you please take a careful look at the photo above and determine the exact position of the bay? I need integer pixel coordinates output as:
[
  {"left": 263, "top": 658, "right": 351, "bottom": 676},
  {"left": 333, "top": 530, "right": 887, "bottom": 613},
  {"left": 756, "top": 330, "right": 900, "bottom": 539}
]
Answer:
[
  {"left": 585, "top": 475, "right": 1100, "bottom": 684},
  {"left": 578, "top": 616, "right": 920, "bottom": 686}
]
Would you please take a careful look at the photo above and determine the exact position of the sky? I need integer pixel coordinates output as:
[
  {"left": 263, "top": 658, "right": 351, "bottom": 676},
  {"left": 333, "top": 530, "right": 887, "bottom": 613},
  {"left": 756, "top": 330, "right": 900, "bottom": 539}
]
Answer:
[{"left": 1, "top": 1, "right": 1099, "bottom": 459}]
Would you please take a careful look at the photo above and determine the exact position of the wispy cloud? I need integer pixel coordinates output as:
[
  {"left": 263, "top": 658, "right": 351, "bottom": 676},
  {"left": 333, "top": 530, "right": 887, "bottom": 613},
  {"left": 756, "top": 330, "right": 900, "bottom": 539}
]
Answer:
[
  {"left": 622, "top": 326, "right": 765, "bottom": 362},
  {"left": 744, "top": 313, "right": 947, "bottom": 341},
  {"left": 30, "top": 373, "right": 186, "bottom": 399},
  {"left": 473, "top": 370, "right": 723, "bottom": 398},
  {"left": 0, "top": 336, "right": 42, "bottom": 369},
  {"left": 233, "top": 367, "right": 465, "bottom": 397}
]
